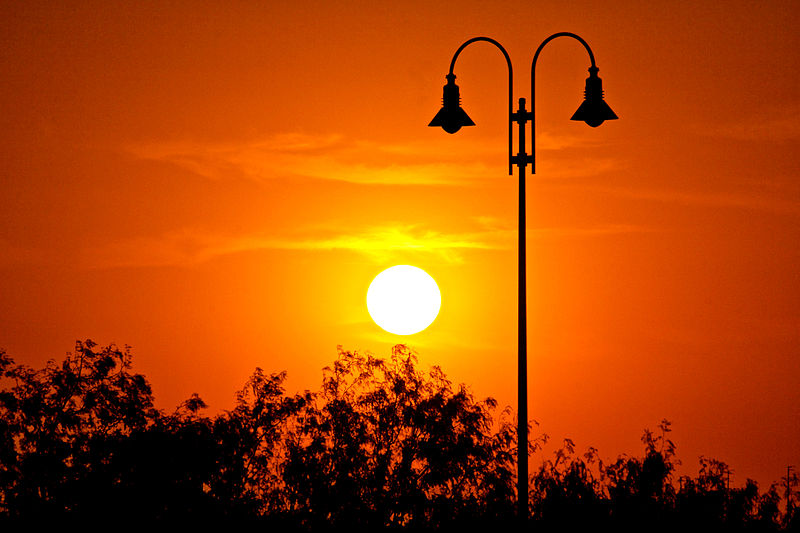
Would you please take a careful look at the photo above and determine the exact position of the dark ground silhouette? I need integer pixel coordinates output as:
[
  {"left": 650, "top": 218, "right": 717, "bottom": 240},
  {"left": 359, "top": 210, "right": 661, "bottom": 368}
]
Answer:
[{"left": 0, "top": 340, "right": 797, "bottom": 530}]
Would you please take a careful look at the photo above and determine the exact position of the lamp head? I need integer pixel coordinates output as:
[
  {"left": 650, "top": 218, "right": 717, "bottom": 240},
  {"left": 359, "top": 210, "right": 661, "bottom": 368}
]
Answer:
[
  {"left": 429, "top": 74, "right": 475, "bottom": 134},
  {"left": 571, "top": 66, "right": 618, "bottom": 128}
]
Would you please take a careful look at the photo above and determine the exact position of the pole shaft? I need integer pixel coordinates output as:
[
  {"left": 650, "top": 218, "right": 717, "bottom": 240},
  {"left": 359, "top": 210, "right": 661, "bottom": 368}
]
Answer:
[
  {"left": 441, "top": 31, "right": 605, "bottom": 532},
  {"left": 516, "top": 98, "right": 528, "bottom": 527}
]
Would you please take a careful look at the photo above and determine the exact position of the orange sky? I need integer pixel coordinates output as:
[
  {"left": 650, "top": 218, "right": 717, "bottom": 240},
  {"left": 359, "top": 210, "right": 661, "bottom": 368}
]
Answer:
[{"left": 1, "top": 1, "right": 798, "bottom": 489}]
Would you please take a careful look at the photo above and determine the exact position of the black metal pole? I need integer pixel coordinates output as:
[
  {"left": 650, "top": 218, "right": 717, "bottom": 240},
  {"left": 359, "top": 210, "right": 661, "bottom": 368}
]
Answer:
[
  {"left": 515, "top": 96, "right": 529, "bottom": 527},
  {"left": 436, "top": 33, "right": 607, "bottom": 531}
]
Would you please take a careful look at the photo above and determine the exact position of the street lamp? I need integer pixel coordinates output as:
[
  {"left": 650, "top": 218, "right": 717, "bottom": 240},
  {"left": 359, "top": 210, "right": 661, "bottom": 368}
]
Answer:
[{"left": 429, "top": 33, "right": 618, "bottom": 525}]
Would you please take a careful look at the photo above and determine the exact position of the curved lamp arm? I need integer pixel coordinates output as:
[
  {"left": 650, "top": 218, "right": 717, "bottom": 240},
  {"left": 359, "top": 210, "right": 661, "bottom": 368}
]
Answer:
[
  {"left": 449, "top": 37, "right": 514, "bottom": 176},
  {"left": 530, "top": 32, "right": 597, "bottom": 173}
]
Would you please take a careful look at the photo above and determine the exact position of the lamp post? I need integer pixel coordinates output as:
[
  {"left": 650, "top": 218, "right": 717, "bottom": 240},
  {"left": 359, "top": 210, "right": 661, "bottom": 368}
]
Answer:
[{"left": 429, "top": 33, "right": 618, "bottom": 526}]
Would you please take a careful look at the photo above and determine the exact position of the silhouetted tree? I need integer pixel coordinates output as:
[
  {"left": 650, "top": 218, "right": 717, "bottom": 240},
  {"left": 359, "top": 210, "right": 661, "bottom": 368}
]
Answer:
[
  {"left": 71, "top": 398, "right": 219, "bottom": 520},
  {"left": 1, "top": 341, "right": 797, "bottom": 531},
  {"left": 210, "top": 368, "right": 308, "bottom": 519},
  {"left": 603, "top": 419, "right": 679, "bottom": 529},
  {"left": 530, "top": 438, "right": 609, "bottom": 530},
  {"left": 278, "top": 345, "right": 516, "bottom": 530},
  {"left": 782, "top": 467, "right": 800, "bottom": 531},
  {"left": 0, "top": 341, "right": 158, "bottom": 518}
]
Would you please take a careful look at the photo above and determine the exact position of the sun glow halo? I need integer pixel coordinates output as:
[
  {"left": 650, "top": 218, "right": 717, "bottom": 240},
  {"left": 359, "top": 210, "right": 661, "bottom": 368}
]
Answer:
[{"left": 367, "top": 265, "right": 441, "bottom": 335}]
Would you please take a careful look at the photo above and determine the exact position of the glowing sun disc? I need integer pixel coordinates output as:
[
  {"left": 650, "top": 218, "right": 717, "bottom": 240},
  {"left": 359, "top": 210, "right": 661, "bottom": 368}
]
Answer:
[{"left": 367, "top": 265, "right": 441, "bottom": 335}]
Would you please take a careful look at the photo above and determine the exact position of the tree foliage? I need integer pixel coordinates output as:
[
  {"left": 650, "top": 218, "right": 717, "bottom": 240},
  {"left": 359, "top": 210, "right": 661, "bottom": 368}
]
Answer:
[
  {"left": 277, "top": 345, "right": 516, "bottom": 529},
  {"left": 0, "top": 341, "right": 797, "bottom": 530}
]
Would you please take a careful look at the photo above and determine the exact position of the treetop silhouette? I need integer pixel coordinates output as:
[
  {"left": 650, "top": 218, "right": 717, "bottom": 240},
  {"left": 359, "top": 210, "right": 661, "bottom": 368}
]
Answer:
[{"left": 0, "top": 341, "right": 797, "bottom": 530}]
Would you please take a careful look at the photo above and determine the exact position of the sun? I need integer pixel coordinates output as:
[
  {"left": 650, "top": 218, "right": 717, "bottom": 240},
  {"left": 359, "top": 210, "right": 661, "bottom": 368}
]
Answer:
[{"left": 367, "top": 265, "right": 441, "bottom": 335}]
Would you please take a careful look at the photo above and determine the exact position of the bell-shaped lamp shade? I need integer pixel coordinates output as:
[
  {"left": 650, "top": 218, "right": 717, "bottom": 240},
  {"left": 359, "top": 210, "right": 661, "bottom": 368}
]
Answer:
[
  {"left": 429, "top": 74, "right": 475, "bottom": 134},
  {"left": 571, "top": 66, "right": 618, "bottom": 128}
]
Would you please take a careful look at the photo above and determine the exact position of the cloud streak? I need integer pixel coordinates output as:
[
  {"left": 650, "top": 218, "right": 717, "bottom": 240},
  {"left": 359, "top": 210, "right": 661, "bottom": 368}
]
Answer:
[
  {"left": 82, "top": 219, "right": 646, "bottom": 269},
  {"left": 129, "top": 133, "right": 494, "bottom": 186},
  {"left": 593, "top": 185, "right": 800, "bottom": 215},
  {"left": 127, "top": 131, "right": 617, "bottom": 186},
  {"left": 0, "top": 239, "right": 45, "bottom": 267},
  {"left": 699, "top": 105, "right": 800, "bottom": 143},
  {"left": 82, "top": 223, "right": 507, "bottom": 269}
]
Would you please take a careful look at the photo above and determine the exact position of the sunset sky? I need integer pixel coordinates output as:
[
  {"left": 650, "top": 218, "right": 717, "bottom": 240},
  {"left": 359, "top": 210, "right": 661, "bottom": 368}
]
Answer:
[{"left": 1, "top": 1, "right": 798, "bottom": 489}]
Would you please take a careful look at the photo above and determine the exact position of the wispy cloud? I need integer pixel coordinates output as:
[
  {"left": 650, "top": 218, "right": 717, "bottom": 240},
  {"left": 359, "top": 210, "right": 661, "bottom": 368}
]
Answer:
[
  {"left": 127, "top": 131, "right": 614, "bottom": 186},
  {"left": 535, "top": 131, "right": 607, "bottom": 152},
  {"left": 82, "top": 219, "right": 645, "bottom": 269},
  {"left": 536, "top": 156, "right": 620, "bottom": 179},
  {"left": 700, "top": 106, "right": 800, "bottom": 142},
  {"left": 592, "top": 185, "right": 800, "bottom": 214},
  {"left": 129, "top": 133, "right": 492, "bottom": 186},
  {"left": 0, "top": 239, "right": 44, "bottom": 267},
  {"left": 82, "top": 222, "right": 508, "bottom": 269}
]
